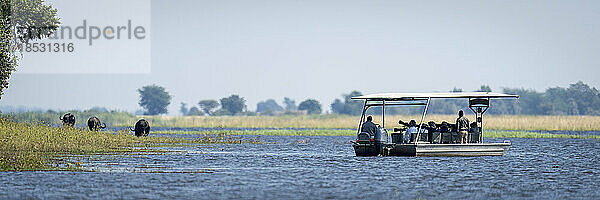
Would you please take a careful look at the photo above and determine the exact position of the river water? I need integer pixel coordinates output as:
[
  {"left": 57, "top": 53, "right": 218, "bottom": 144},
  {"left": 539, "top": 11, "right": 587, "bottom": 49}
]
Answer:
[{"left": 2, "top": 133, "right": 600, "bottom": 199}]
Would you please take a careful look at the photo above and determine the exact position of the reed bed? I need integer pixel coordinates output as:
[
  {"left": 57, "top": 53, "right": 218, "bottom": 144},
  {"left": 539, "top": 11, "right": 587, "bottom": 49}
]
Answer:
[
  {"left": 157, "top": 129, "right": 356, "bottom": 137},
  {"left": 126, "top": 115, "right": 600, "bottom": 131},
  {"left": 193, "top": 132, "right": 263, "bottom": 144},
  {"left": 485, "top": 130, "right": 600, "bottom": 139},
  {"left": 0, "top": 118, "right": 185, "bottom": 171},
  {"left": 157, "top": 129, "right": 600, "bottom": 140}
]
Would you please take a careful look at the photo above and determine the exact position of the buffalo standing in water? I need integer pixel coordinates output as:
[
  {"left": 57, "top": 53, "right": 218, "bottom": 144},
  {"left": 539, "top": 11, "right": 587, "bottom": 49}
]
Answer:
[
  {"left": 60, "top": 113, "right": 76, "bottom": 127},
  {"left": 87, "top": 116, "right": 106, "bottom": 131},
  {"left": 131, "top": 119, "right": 150, "bottom": 137}
]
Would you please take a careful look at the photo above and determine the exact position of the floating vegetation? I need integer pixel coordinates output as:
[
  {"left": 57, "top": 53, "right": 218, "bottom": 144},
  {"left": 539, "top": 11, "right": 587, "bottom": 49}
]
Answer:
[
  {"left": 485, "top": 130, "right": 600, "bottom": 139},
  {"left": 1, "top": 118, "right": 189, "bottom": 171},
  {"left": 0, "top": 117, "right": 267, "bottom": 171},
  {"left": 156, "top": 129, "right": 355, "bottom": 136},
  {"left": 193, "top": 132, "right": 262, "bottom": 144},
  {"left": 158, "top": 129, "right": 600, "bottom": 140}
]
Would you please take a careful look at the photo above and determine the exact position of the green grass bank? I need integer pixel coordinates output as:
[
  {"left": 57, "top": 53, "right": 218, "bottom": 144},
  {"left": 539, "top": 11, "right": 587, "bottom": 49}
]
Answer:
[
  {"left": 4, "top": 112, "right": 600, "bottom": 131},
  {"left": 0, "top": 118, "right": 260, "bottom": 171},
  {"left": 157, "top": 129, "right": 600, "bottom": 140}
]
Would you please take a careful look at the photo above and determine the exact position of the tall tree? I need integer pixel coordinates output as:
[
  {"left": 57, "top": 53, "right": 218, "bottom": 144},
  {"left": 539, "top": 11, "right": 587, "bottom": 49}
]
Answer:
[
  {"left": 331, "top": 91, "right": 363, "bottom": 115},
  {"left": 342, "top": 91, "right": 363, "bottom": 115},
  {"left": 187, "top": 107, "right": 203, "bottom": 116},
  {"left": 330, "top": 99, "right": 345, "bottom": 114},
  {"left": 476, "top": 85, "right": 492, "bottom": 92},
  {"left": 219, "top": 95, "right": 246, "bottom": 115},
  {"left": 179, "top": 102, "right": 188, "bottom": 116},
  {"left": 137, "top": 84, "right": 171, "bottom": 115},
  {"left": 1, "top": 0, "right": 60, "bottom": 98},
  {"left": 566, "top": 81, "right": 600, "bottom": 115},
  {"left": 298, "top": 99, "right": 322, "bottom": 115},
  {"left": 198, "top": 99, "right": 219, "bottom": 115},
  {"left": 256, "top": 99, "right": 283, "bottom": 114},
  {"left": 283, "top": 97, "right": 297, "bottom": 111},
  {"left": 451, "top": 87, "right": 463, "bottom": 93}
]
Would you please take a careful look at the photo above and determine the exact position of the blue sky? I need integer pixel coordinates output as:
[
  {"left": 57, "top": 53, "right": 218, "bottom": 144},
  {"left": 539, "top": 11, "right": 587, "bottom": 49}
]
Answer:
[{"left": 2, "top": 0, "right": 599, "bottom": 114}]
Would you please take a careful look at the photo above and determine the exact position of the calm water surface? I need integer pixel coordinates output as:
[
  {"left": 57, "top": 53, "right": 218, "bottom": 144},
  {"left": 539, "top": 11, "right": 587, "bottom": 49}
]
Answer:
[{"left": 2, "top": 133, "right": 600, "bottom": 199}]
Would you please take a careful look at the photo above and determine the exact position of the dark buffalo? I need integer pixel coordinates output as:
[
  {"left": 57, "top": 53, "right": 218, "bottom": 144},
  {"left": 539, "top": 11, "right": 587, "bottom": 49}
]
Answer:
[
  {"left": 60, "top": 113, "right": 76, "bottom": 127},
  {"left": 87, "top": 116, "right": 106, "bottom": 131},
  {"left": 131, "top": 119, "right": 150, "bottom": 137}
]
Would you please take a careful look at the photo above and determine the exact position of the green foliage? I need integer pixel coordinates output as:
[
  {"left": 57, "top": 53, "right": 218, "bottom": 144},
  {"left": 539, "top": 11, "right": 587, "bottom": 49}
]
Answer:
[
  {"left": 198, "top": 99, "right": 219, "bottom": 115},
  {"left": 283, "top": 97, "right": 297, "bottom": 111},
  {"left": 487, "top": 81, "right": 600, "bottom": 115},
  {"left": 179, "top": 102, "right": 188, "bottom": 116},
  {"left": 256, "top": 99, "right": 283, "bottom": 115},
  {"left": 0, "top": 0, "right": 60, "bottom": 98},
  {"left": 212, "top": 109, "right": 232, "bottom": 116},
  {"left": 485, "top": 130, "right": 600, "bottom": 139},
  {"left": 157, "top": 129, "right": 355, "bottom": 136},
  {"left": 476, "top": 85, "right": 492, "bottom": 92},
  {"left": 331, "top": 91, "right": 363, "bottom": 115},
  {"left": 298, "top": 99, "right": 322, "bottom": 115},
  {"left": 1, "top": 109, "right": 136, "bottom": 127},
  {"left": 219, "top": 95, "right": 246, "bottom": 115},
  {"left": 156, "top": 129, "right": 600, "bottom": 139},
  {"left": 137, "top": 84, "right": 172, "bottom": 115},
  {"left": 0, "top": 118, "right": 186, "bottom": 171},
  {"left": 187, "top": 107, "right": 202, "bottom": 116},
  {"left": 394, "top": 82, "right": 600, "bottom": 116}
]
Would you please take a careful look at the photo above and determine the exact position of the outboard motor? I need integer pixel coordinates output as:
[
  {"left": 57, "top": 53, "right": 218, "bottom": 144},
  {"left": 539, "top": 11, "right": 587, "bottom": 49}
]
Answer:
[
  {"left": 353, "top": 125, "right": 387, "bottom": 156},
  {"left": 357, "top": 132, "right": 374, "bottom": 144}
]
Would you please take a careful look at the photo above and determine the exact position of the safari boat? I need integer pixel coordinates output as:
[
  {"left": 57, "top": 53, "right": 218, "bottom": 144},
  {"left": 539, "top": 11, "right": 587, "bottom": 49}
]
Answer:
[{"left": 351, "top": 92, "right": 518, "bottom": 157}]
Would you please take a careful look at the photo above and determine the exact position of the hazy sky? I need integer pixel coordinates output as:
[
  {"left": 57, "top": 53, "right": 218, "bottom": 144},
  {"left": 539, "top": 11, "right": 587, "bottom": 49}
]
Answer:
[{"left": 2, "top": 0, "right": 600, "bottom": 114}]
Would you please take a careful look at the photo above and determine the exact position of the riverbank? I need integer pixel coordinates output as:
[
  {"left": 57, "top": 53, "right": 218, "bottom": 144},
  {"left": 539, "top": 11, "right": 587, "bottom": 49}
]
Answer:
[
  {"left": 5, "top": 112, "right": 599, "bottom": 131},
  {"left": 0, "top": 118, "right": 261, "bottom": 171},
  {"left": 0, "top": 118, "right": 189, "bottom": 171},
  {"left": 133, "top": 115, "right": 600, "bottom": 131},
  {"left": 156, "top": 129, "right": 600, "bottom": 139}
]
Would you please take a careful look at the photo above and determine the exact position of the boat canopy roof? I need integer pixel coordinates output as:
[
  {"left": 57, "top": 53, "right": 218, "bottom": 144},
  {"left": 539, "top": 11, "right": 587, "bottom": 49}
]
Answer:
[{"left": 351, "top": 92, "right": 519, "bottom": 101}]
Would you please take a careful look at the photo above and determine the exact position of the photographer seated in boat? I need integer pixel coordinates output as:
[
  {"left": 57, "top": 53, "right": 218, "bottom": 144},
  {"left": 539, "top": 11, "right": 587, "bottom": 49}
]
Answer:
[
  {"left": 360, "top": 116, "right": 378, "bottom": 137},
  {"left": 403, "top": 120, "right": 418, "bottom": 143},
  {"left": 440, "top": 121, "right": 452, "bottom": 144},
  {"left": 426, "top": 121, "right": 439, "bottom": 143}
]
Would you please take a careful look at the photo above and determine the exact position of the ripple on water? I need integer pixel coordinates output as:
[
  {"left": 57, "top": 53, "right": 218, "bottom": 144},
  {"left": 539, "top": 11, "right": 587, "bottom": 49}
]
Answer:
[{"left": 2, "top": 134, "right": 600, "bottom": 199}]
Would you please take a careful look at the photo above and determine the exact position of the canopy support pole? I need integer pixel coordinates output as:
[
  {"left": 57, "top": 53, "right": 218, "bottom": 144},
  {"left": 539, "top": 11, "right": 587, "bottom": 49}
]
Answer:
[
  {"left": 383, "top": 100, "right": 388, "bottom": 143},
  {"left": 416, "top": 97, "right": 431, "bottom": 143},
  {"left": 469, "top": 98, "right": 490, "bottom": 143},
  {"left": 382, "top": 100, "right": 386, "bottom": 129},
  {"left": 356, "top": 100, "right": 368, "bottom": 137}
]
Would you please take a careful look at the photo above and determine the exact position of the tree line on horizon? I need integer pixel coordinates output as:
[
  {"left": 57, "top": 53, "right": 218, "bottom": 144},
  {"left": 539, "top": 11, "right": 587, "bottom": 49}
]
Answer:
[
  {"left": 329, "top": 81, "right": 600, "bottom": 116},
  {"left": 135, "top": 81, "right": 600, "bottom": 117},
  {"left": 178, "top": 96, "right": 322, "bottom": 116}
]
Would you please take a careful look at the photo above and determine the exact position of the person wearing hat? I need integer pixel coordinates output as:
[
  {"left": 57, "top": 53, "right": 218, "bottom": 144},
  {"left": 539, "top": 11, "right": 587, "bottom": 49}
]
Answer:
[{"left": 455, "top": 110, "right": 470, "bottom": 144}]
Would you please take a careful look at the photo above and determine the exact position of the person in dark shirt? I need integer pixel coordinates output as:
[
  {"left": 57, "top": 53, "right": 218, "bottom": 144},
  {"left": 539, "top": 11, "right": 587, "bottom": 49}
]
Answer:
[
  {"left": 456, "top": 110, "right": 470, "bottom": 144},
  {"left": 440, "top": 121, "right": 451, "bottom": 144},
  {"left": 426, "top": 121, "right": 437, "bottom": 143},
  {"left": 361, "top": 116, "right": 378, "bottom": 136},
  {"left": 469, "top": 122, "right": 480, "bottom": 143}
]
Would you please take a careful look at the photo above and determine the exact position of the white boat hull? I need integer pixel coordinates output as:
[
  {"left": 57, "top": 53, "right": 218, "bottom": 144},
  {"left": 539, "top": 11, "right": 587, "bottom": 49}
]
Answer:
[{"left": 382, "top": 142, "right": 511, "bottom": 157}]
